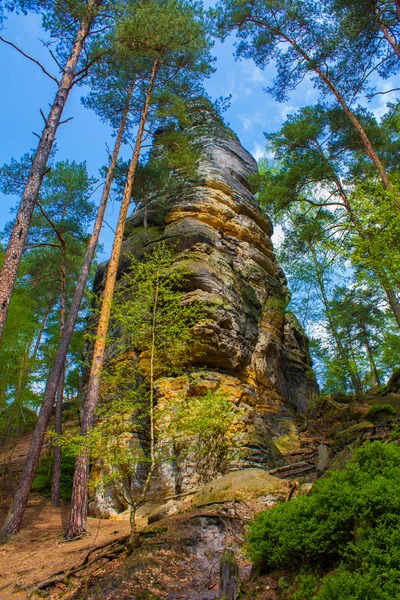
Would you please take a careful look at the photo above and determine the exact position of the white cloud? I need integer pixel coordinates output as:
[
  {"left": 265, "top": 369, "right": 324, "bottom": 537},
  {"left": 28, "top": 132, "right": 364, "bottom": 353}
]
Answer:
[
  {"left": 238, "top": 111, "right": 263, "bottom": 132},
  {"left": 252, "top": 143, "right": 265, "bottom": 161},
  {"left": 247, "top": 65, "right": 267, "bottom": 84}
]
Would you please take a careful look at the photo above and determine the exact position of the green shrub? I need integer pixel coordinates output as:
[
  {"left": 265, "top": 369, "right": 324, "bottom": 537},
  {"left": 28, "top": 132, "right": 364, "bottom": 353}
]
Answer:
[
  {"left": 32, "top": 451, "right": 75, "bottom": 500},
  {"left": 247, "top": 442, "right": 400, "bottom": 598},
  {"left": 366, "top": 403, "right": 397, "bottom": 422},
  {"left": 315, "top": 568, "right": 400, "bottom": 600}
]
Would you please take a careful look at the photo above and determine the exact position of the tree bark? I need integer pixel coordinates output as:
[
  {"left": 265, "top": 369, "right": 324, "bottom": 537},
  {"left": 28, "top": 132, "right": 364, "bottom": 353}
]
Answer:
[
  {"left": 66, "top": 59, "right": 159, "bottom": 540},
  {"left": 263, "top": 24, "right": 394, "bottom": 190},
  {"left": 359, "top": 319, "right": 381, "bottom": 387},
  {"left": 385, "top": 285, "right": 400, "bottom": 328},
  {"left": 316, "top": 151, "right": 400, "bottom": 329},
  {"left": 377, "top": 16, "right": 400, "bottom": 60},
  {"left": 310, "top": 248, "right": 363, "bottom": 397},
  {"left": 0, "top": 79, "right": 135, "bottom": 544},
  {"left": 0, "top": 2, "right": 97, "bottom": 342},
  {"left": 51, "top": 256, "right": 67, "bottom": 506}
]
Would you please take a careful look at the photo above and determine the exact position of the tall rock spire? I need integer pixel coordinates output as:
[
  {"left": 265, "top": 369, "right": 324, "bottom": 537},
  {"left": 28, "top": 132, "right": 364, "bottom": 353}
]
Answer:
[{"left": 90, "top": 98, "right": 318, "bottom": 513}]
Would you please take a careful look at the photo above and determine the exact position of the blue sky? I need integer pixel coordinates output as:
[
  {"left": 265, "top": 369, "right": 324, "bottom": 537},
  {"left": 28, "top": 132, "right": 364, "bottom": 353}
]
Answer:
[{"left": 0, "top": 4, "right": 396, "bottom": 258}]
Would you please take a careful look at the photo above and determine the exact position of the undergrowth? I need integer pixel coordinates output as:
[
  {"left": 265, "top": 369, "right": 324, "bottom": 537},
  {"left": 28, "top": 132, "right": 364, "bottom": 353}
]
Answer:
[
  {"left": 247, "top": 441, "right": 400, "bottom": 599},
  {"left": 32, "top": 450, "right": 75, "bottom": 501}
]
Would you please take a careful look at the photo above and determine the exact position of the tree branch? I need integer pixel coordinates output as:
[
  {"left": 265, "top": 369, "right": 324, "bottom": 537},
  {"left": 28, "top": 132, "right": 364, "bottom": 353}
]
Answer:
[{"left": 0, "top": 36, "right": 59, "bottom": 84}]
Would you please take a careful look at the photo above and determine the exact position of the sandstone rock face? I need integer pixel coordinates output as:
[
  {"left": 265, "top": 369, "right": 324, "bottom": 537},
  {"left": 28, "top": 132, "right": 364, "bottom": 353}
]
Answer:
[{"left": 89, "top": 100, "right": 318, "bottom": 516}]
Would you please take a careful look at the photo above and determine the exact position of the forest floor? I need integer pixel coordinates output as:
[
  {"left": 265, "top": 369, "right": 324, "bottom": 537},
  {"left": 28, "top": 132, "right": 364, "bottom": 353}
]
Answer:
[
  {"left": 1, "top": 390, "right": 398, "bottom": 599},
  {"left": 0, "top": 431, "right": 131, "bottom": 599}
]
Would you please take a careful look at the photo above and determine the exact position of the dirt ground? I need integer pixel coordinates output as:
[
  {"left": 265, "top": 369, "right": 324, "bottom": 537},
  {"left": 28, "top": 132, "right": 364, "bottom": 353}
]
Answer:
[
  {"left": 0, "top": 499, "right": 130, "bottom": 599},
  {"left": 0, "top": 430, "right": 130, "bottom": 599}
]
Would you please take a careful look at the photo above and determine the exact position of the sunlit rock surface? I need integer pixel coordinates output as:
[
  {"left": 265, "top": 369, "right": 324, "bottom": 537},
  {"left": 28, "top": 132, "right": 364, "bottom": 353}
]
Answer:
[{"left": 89, "top": 99, "right": 318, "bottom": 517}]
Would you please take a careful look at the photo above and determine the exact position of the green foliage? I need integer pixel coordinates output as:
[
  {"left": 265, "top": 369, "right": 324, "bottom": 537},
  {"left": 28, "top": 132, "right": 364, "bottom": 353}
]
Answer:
[
  {"left": 111, "top": 243, "right": 205, "bottom": 380},
  {"left": 32, "top": 451, "right": 75, "bottom": 501},
  {"left": 0, "top": 158, "right": 97, "bottom": 436},
  {"left": 60, "top": 244, "right": 206, "bottom": 512},
  {"left": 247, "top": 442, "right": 400, "bottom": 599},
  {"left": 366, "top": 404, "right": 397, "bottom": 421},
  {"left": 161, "top": 389, "right": 238, "bottom": 481}
]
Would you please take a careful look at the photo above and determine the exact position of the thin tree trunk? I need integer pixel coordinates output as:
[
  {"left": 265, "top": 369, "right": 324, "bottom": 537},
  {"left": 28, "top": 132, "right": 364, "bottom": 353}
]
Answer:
[
  {"left": 310, "top": 248, "right": 363, "bottom": 397},
  {"left": 66, "top": 59, "right": 159, "bottom": 540},
  {"left": 345, "top": 327, "right": 364, "bottom": 397},
  {"left": 0, "top": 80, "right": 135, "bottom": 544},
  {"left": 378, "top": 17, "right": 400, "bottom": 60},
  {"left": 0, "top": 2, "right": 97, "bottom": 342},
  {"left": 318, "top": 155, "right": 400, "bottom": 329},
  {"left": 385, "top": 285, "right": 400, "bottom": 328},
  {"left": 359, "top": 320, "right": 381, "bottom": 387},
  {"left": 51, "top": 257, "right": 67, "bottom": 506}
]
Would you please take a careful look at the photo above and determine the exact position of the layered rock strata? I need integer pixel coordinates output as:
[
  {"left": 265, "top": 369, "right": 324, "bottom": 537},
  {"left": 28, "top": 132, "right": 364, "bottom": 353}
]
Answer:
[{"left": 90, "top": 100, "right": 318, "bottom": 516}]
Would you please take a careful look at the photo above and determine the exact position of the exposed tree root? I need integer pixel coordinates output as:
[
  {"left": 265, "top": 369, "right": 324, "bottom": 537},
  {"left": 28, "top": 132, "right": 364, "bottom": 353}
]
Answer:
[{"left": 17, "top": 535, "right": 129, "bottom": 593}]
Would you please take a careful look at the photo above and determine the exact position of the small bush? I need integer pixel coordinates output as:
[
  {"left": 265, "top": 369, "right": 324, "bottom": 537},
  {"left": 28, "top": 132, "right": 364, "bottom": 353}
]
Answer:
[{"left": 247, "top": 442, "right": 400, "bottom": 599}]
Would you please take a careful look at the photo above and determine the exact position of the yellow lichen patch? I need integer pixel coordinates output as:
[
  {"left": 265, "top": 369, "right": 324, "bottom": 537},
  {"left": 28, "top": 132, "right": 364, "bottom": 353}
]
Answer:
[{"left": 273, "top": 421, "right": 300, "bottom": 454}]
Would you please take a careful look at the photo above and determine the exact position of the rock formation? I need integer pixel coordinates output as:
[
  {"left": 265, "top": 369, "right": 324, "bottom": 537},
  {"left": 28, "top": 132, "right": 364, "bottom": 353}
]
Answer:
[{"left": 89, "top": 99, "right": 318, "bottom": 517}]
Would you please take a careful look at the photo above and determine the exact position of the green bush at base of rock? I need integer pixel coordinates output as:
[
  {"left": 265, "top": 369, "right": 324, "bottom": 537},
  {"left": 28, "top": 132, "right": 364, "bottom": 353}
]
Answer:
[{"left": 247, "top": 441, "right": 400, "bottom": 599}]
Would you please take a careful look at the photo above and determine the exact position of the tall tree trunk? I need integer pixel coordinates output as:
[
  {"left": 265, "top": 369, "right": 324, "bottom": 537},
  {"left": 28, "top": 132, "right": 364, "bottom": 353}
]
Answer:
[
  {"left": 321, "top": 161, "right": 400, "bottom": 329},
  {"left": 377, "top": 16, "right": 400, "bottom": 60},
  {"left": 66, "top": 59, "right": 159, "bottom": 540},
  {"left": 358, "top": 320, "right": 381, "bottom": 387},
  {"left": 51, "top": 257, "right": 66, "bottom": 506},
  {"left": 345, "top": 327, "right": 364, "bottom": 397},
  {"left": 385, "top": 285, "right": 400, "bottom": 328},
  {"left": 0, "top": 80, "right": 135, "bottom": 544},
  {"left": 0, "top": 1, "right": 96, "bottom": 342},
  {"left": 276, "top": 29, "right": 393, "bottom": 190},
  {"left": 310, "top": 248, "right": 363, "bottom": 397}
]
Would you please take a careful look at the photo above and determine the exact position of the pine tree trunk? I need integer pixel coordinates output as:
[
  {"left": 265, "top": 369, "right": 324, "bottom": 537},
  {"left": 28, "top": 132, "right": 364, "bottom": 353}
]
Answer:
[
  {"left": 51, "top": 258, "right": 66, "bottom": 506},
  {"left": 66, "top": 61, "right": 159, "bottom": 540},
  {"left": 315, "top": 67, "right": 393, "bottom": 191},
  {"left": 329, "top": 172, "right": 400, "bottom": 329},
  {"left": 67, "top": 453, "right": 90, "bottom": 537},
  {"left": 278, "top": 30, "right": 393, "bottom": 190},
  {"left": 310, "top": 248, "right": 363, "bottom": 397},
  {"left": 384, "top": 285, "right": 400, "bottom": 329},
  {"left": 0, "top": 3, "right": 97, "bottom": 341},
  {"left": 0, "top": 80, "right": 134, "bottom": 544},
  {"left": 378, "top": 19, "right": 400, "bottom": 60},
  {"left": 359, "top": 320, "right": 381, "bottom": 387}
]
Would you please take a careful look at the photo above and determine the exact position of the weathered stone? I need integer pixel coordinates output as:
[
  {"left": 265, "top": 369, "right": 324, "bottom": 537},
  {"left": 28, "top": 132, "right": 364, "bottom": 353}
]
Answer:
[
  {"left": 91, "top": 99, "right": 318, "bottom": 516},
  {"left": 316, "top": 444, "right": 330, "bottom": 476},
  {"left": 191, "top": 468, "right": 288, "bottom": 507}
]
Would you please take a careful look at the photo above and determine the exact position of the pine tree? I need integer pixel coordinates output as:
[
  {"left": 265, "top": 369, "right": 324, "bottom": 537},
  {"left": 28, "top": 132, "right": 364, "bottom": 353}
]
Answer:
[
  {"left": 212, "top": 0, "right": 395, "bottom": 190},
  {"left": 66, "top": 0, "right": 213, "bottom": 540},
  {"left": 258, "top": 104, "right": 400, "bottom": 327},
  {"left": 0, "top": 0, "right": 114, "bottom": 339}
]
